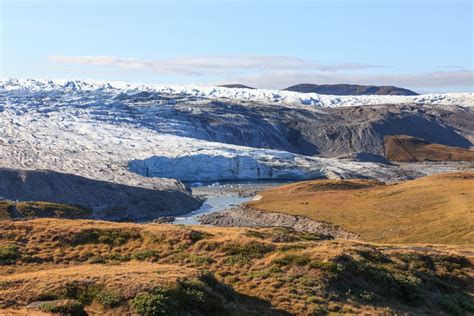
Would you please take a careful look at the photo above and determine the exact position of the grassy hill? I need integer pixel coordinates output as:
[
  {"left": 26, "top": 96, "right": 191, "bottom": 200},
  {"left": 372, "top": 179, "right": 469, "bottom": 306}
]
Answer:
[
  {"left": 385, "top": 135, "right": 474, "bottom": 162},
  {"left": 1, "top": 219, "right": 473, "bottom": 315},
  {"left": 0, "top": 201, "right": 92, "bottom": 220},
  {"left": 247, "top": 172, "right": 474, "bottom": 244}
]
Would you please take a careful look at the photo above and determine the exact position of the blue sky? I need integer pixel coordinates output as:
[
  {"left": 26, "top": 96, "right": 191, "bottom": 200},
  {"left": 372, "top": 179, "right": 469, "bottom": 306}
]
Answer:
[{"left": 1, "top": 0, "right": 473, "bottom": 92}]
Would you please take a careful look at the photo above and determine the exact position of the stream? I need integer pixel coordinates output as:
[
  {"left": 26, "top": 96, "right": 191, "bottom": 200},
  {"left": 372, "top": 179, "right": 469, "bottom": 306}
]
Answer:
[{"left": 172, "top": 181, "right": 290, "bottom": 225}]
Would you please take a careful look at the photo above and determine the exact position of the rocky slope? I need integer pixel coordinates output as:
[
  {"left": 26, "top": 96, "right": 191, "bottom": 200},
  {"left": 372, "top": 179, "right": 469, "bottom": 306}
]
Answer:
[
  {"left": 284, "top": 83, "right": 418, "bottom": 95},
  {"left": 171, "top": 102, "right": 474, "bottom": 157},
  {"left": 0, "top": 168, "right": 201, "bottom": 221},
  {"left": 199, "top": 205, "right": 360, "bottom": 240}
]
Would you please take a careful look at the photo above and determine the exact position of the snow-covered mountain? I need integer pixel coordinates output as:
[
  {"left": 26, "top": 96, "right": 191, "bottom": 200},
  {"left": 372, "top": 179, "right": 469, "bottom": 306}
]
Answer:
[
  {"left": 1, "top": 78, "right": 472, "bottom": 184},
  {"left": 2, "top": 78, "right": 473, "bottom": 108}
]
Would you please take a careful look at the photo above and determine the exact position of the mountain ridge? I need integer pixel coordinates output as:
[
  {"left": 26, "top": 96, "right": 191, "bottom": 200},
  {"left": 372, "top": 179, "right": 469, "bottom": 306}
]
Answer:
[{"left": 284, "top": 83, "right": 418, "bottom": 95}]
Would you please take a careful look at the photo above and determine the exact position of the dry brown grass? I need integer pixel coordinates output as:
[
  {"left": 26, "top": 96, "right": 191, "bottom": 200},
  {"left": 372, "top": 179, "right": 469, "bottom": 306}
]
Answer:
[
  {"left": 1, "top": 219, "right": 473, "bottom": 315},
  {"left": 385, "top": 135, "right": 474, "bottom": 162},
  {"left": 247, "top": 172, "right": 474, "bottom": 244}
]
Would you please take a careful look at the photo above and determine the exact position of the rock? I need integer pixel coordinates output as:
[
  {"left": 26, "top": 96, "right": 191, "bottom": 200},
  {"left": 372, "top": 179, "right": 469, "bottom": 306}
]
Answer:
[
  {"left": 199, "top": 206, "right": 360, "bottom": 240},
  {"left": 153, "top": 216, "right": 176, "bottom": 223},
  {"left": 337, "top": 152, "right": 392, "bottom": 165}
]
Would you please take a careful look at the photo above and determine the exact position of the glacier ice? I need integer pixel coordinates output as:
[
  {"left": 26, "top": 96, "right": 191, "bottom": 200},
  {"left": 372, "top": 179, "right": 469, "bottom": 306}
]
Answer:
[{"left": 1, "top": 78, "right": 471, "bottom": 184}]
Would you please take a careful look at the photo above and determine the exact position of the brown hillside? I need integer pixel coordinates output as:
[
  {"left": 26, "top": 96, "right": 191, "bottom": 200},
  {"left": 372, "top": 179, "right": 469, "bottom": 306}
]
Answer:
[
  {"left": 385, "top": 135, "right": 474, "bottom": 162},
  {"left": 1, "top": 219, "right": 473, "bottom": 315},
  {"left": 247, "top": 172, "right": 474, "bottom": 244}
]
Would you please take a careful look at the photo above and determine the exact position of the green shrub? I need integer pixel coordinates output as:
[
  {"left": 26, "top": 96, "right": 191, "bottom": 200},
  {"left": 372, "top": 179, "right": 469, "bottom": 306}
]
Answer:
[
  {"left": 439, "top": 293, "right": 474, "bottom": 315},
  {"left": 357, "top": 249, "right": 391, "bottom": 264},
  {"left": 132, "top": 249, "right": 160, "bottom": 261},
  {"left": 96, "top": 290, "right": 122, "bottom": 308},
  {"left": 130, "top": 291, "right": 172, "bottom": 316},
  {"left": 109, "top": 252, "right": 130, "bottom": 262},
  {"left": 88, "top": 255, "right": 106, "bottom": 264},
  {"left": 37, "top": 283, "right": 124, "bottom": 309},
  {"left": 437, "top": 255, "right": 472, "bottom": 272},
  {"left": 188, "top": 230, "right": 210, "bottom": 243},
  {"left": 244, "top": 227, "right": 327, "bottom": 243},
  {"left": 38, "top": 300, "right": 86, "bottom": 315},
  {"left": 70, "top": 229, "right": 140, "bottom": 246},
  {"left": 309, "top": 304, "right": 329, "bottom": 315},
  {"left": 223, "top": 241, "right": 273, "bottom": 266},
  {"left": 34, "top": 291, "right": 61, "bottom": 301},
  {"left": 0, "top": 244, "right": 20, "bottom": 264},
  {"left": 130, "top": 276, "right": 229, "bottom": 316},
  {"left": 331, "top": 256, "right": 423, "bottom": 306},
  {"left": 309, "top": 260, "right": 342, "bottom": 273},
  {"left": 272, "top": 254, "right": 310, "bottom": 267},
  {"left": 59, "top": 282, "right": 104, "bottom": 305},
  {"left": 188, "top": 254, "right": 214, "bottom": 266},
  {"left": 277, "top": 244, "right": 307, "bottom": 252},
  {"left": 226, "top": 254, "right": 252, "bottom": 265},
  {"left": 244, "top": 230, "right": 265, "bottom": 239}
]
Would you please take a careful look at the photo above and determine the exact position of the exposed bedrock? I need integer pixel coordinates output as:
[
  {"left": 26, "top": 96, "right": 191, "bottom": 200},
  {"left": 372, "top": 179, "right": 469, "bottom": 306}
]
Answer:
[
  {"left": 168, "top": 102, "right": 474, "bottom": 157},
  {"left": 0, "top": 168, "right": 202, "bottom": 221}
]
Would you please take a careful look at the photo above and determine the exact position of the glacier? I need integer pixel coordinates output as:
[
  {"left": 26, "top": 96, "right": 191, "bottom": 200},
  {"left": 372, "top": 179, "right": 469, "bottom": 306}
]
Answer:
[
  {"left": 1, "top": 78, "right": 472, "bottom": 185},
  {"left": 1, "top": 78, "right": 473, "bottom": 108}
]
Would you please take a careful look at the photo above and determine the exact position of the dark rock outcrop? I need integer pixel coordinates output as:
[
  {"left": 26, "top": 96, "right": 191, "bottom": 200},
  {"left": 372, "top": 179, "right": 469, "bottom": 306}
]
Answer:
[
  {"left": 337, "top": 152, "right": 392, "bottom": 165},
  {"left": 0, "top": 168, "right": 202, "bottom": 221},
  {"left": 218, "top": 84, "right": 255, "bottom": 89},
  {"left": 284, "top": 84, "right": 418, "bottom": 96}
]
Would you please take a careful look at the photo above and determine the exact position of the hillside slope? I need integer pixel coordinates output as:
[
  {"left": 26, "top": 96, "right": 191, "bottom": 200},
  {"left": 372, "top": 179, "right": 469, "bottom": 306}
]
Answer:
[
  {"left": 1, "top": 219, "right": 473, "bottom": 315},
  {"left": 247, "top": 172, "right": 474, "bottom": 244},
  {"left": 385, "top": 135, "right": 474, "bottom": 162},
  {"left": 0, "top": 168, "right": 201, "bottom": 221},
  {"left": 284, "top": 83, "right": 418, "bottom": 96}
]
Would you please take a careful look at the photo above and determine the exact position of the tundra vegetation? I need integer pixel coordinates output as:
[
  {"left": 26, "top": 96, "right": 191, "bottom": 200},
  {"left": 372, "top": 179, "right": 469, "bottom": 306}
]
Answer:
[{"left": 0, "top": 219, "right": 472, "bottom": 315}]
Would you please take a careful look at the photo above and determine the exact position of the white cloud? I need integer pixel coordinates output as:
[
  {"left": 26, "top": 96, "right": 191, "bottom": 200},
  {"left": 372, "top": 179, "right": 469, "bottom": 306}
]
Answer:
[
  {"left": 49, "top": 55, "right": 473, "bottom": 92},
  {"left": 49, "top": 55, "right": 383, "bottom": 76},
  {"left": 224, "top": 70, "right": 474, "bottom": 91}
]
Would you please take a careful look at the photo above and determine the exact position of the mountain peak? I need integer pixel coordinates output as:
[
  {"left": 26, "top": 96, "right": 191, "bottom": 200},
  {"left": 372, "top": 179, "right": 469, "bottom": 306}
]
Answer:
[{"left": 284, "top": 83, "right": 418, "bottom": 96}]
